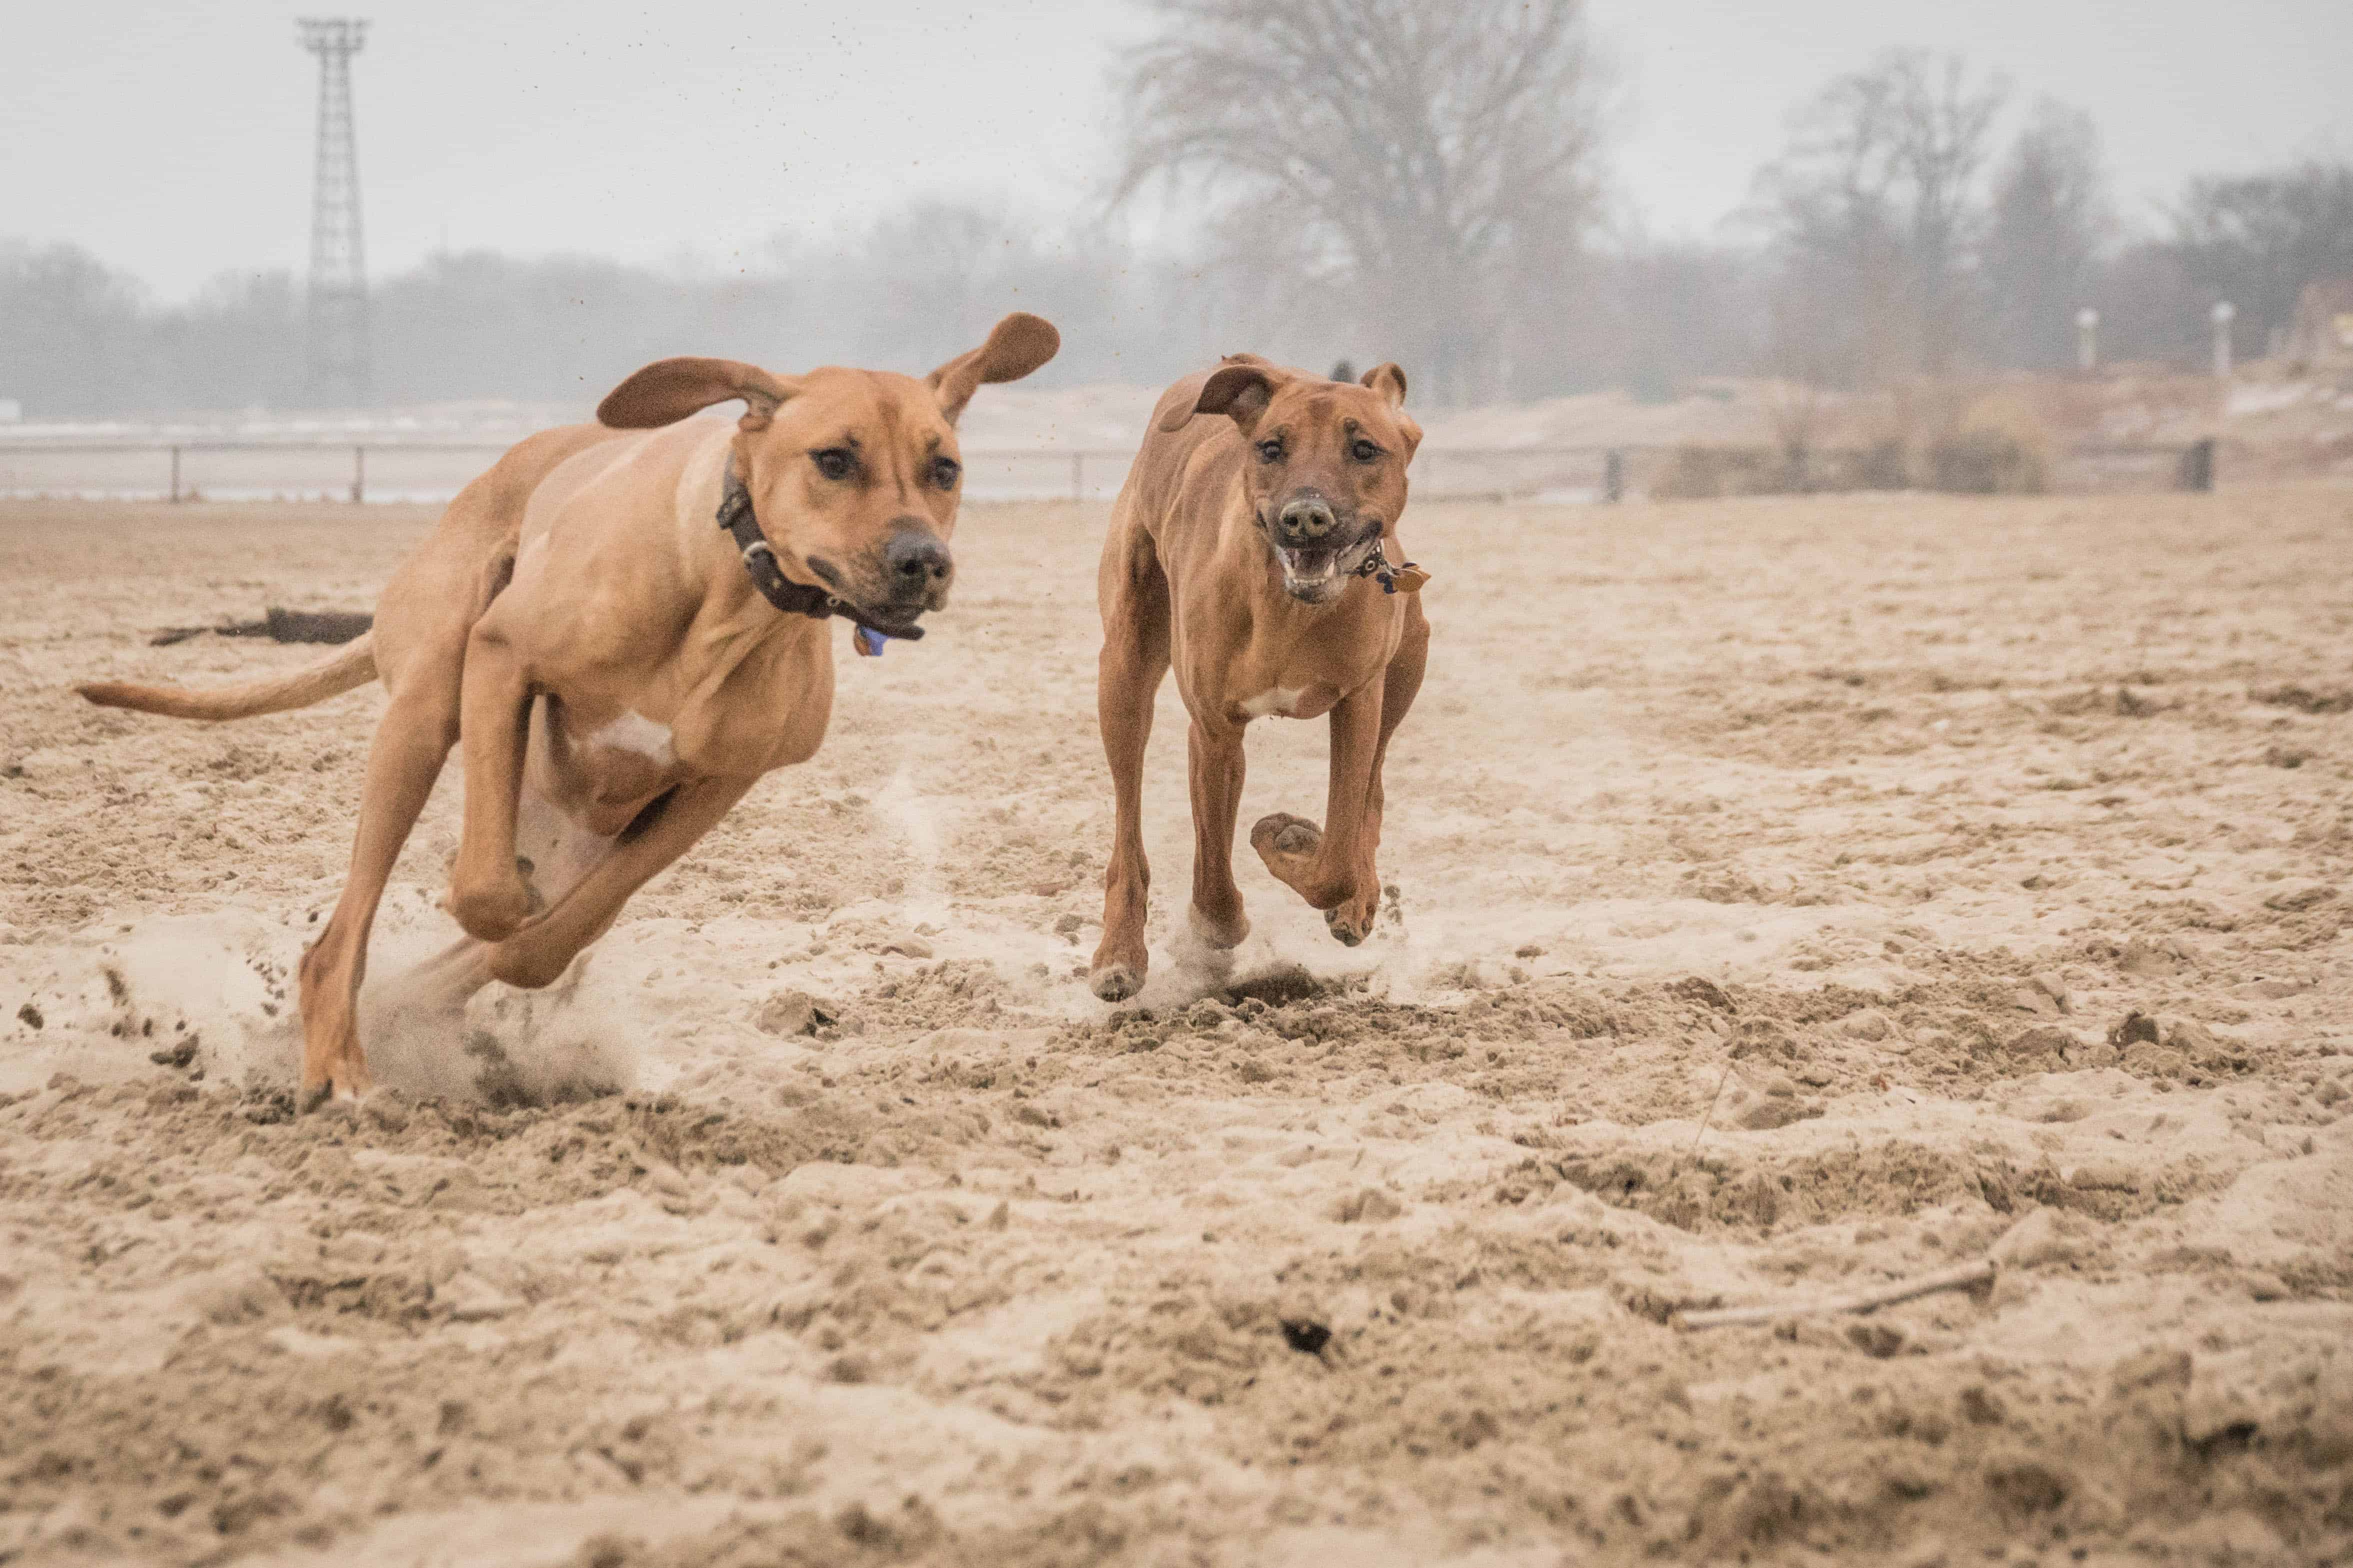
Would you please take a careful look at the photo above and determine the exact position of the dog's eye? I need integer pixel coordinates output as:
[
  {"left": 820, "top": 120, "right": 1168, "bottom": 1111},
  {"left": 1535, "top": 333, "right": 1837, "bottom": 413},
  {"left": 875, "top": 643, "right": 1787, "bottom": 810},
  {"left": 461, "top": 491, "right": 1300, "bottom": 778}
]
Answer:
[
  {"left": 1350, "top": 439, "right": 1383, "bottom": 462},
  {"left": 930, "top": 456, "right": 962, "bottom": 490},
  {"left": 810, "top": 448, "right": 854, "bottom": 481},
  {"left": 1256, "top": 439, "right": 1284, "bottom": 464}
]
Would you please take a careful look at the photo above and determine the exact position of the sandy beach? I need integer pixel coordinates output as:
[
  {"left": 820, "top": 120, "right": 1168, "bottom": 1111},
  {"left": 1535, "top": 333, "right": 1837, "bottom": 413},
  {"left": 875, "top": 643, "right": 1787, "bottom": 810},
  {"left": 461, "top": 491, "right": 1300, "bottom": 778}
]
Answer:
[{"left": 2, "top": 485, "right": 2348, "bottom": 1566}]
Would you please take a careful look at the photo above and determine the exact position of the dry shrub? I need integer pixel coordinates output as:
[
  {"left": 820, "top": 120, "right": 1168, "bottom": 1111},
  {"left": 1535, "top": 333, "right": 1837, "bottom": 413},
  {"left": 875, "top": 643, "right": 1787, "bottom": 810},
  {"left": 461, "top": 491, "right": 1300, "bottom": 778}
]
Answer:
[
  {"left": 1853, "top": 436, "right": 1910, "bottom": 489},
  {"left": 1654, "top": 444, "right": 1794, "bottom": 499},
  {"left": 1928, "top": 391, "right": 2052, "bottom": 494},
  {"left": 1834, "top": 382, "right": 2052, "bottom": 494},
  {"left": 1765, "top": 378, "right": 1827, "bottom": 469},
  {"left": 1928, "top": 430, "right": 2041, "bottom": 493},
  {"left": 1650, "top": 381, "right": 2048, "bottom": 498},
  {"left": 1879, "top": 380, "right": 1972, "bottom": 473},
  {"left": 1794, "top": 437, "right": 1908, "bottom": 492}
]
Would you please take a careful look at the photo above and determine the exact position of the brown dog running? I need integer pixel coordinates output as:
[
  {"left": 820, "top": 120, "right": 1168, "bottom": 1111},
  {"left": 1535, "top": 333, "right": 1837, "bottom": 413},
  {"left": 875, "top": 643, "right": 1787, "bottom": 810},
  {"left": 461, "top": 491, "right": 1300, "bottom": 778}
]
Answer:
[
  {"left": 80, "top": 312, "right": 1060, "bottom": 1104},
  {"left": 1088, "top": 353, "right": 1430, "bottom": 1002}
]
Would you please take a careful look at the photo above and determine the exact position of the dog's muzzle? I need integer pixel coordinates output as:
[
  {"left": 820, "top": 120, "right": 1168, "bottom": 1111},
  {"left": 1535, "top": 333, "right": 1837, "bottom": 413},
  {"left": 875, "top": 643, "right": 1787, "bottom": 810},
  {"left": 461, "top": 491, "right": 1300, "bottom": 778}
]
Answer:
[
  {"left": 810, "top": 522, "right": 954, "bottom": 633},
  {"left": 1264, "top": 494, "right": 1379, "bottom": 603},
  {"left": 882, "top": 525, "right": 954, "bottom": 612},
  {"left": 1275, "top": 494, "right": 1340, "bottom": 547}
]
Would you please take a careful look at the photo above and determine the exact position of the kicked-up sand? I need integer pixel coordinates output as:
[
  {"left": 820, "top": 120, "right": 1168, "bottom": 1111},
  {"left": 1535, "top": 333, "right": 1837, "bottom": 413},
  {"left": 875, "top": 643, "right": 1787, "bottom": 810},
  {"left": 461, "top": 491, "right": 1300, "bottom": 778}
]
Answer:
[{"left": 0, "top": 485, "right": 2348, "bottom": 1566}]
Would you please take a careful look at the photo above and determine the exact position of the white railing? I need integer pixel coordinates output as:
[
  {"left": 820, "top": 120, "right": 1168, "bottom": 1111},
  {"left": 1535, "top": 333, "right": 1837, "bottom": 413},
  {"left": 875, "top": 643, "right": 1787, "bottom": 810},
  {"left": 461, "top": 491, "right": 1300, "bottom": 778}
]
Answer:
[{"left": 0, "top": 437, "right": 2213, "bottom": 505}]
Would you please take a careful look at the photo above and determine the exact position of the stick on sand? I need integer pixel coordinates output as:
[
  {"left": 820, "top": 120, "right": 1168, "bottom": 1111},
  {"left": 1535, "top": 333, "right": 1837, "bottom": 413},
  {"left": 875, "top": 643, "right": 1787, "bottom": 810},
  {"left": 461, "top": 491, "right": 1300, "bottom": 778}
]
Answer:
[
  {"left": 1678, "top": 1259, "right": 1996, "bottom": 1330},
  {"left": 151, "top": 607, "right": 374, "bottom": 647}
]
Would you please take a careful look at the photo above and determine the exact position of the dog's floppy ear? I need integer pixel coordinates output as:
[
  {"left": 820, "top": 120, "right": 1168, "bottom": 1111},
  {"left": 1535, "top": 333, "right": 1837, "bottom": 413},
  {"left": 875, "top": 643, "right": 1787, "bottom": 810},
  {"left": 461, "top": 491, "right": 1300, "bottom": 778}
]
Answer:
[
  {"left": 928, "top": 312, "right": 1060, "bottom": 424},
  {"left": 1157, "top": 356, "right": 1288, "bottom": 433},
  {"left": 597, "top": 357, "right": 800, "bottom": 432}
]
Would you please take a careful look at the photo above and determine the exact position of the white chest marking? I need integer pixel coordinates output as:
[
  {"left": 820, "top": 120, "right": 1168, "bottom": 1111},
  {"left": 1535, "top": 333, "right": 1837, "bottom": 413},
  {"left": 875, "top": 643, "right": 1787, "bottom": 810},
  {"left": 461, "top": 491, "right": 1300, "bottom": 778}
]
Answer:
[
  {"left": 588, "top": 711, "right": 676, "bottom": 766},
  {"left": 1240, "top": 686, "right": 1308, "bottom": 719}
]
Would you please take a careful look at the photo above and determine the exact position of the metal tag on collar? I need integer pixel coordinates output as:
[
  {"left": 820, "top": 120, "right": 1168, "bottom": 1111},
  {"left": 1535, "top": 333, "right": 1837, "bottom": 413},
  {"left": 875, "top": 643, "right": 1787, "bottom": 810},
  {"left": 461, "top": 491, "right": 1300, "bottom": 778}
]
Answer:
[
  {"left": 1358, "top": 539, "right": 1428, "bottom": 596},
  {"left": 854, "top": 624, "right": 888, "bottom": 658},
  {"left": 1380, "top": 560, "right": 1429, "bottom": 595}
]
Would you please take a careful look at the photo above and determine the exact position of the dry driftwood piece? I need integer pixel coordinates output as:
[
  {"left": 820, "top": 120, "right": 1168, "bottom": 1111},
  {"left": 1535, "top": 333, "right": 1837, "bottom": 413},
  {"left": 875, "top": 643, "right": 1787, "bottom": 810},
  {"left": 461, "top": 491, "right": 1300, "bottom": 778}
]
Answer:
[
  {"left": 1678, "top": 1259, "right": 1996, "bottom": 1331},
  {"left": 150, "top": 607, "right": 374, "bottom": 647}
]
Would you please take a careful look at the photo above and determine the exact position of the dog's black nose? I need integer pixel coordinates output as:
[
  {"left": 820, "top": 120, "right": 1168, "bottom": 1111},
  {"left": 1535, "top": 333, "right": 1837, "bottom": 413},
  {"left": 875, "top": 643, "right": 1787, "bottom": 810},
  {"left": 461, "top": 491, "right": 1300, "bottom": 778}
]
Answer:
[
  {"left": 884, "top": 527, "right": 953, "bottom": 600},
  {"left": 1276, "top": 495, "right": 1338, "bottom": 544}
]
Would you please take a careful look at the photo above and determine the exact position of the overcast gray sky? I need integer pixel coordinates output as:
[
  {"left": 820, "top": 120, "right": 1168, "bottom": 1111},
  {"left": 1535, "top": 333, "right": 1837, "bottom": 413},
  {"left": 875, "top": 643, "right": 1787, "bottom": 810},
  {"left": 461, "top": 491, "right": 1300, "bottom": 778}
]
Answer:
[{"left": 6, "top": 0, "right": 2348, "bottom": 300}]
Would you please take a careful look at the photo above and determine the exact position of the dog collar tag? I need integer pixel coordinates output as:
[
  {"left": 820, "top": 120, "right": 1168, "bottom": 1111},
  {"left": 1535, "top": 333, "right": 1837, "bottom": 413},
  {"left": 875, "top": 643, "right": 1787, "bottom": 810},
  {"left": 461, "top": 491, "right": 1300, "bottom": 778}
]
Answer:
[
  {"left": 853, "top": 625, "right": 888, "bottom": 658},
  {"left": 1382, "top": 563, "right": 1430, "bottom": 596},
  {"left": 1356, "top": 533, "right": 1428, "bottom": 597}
]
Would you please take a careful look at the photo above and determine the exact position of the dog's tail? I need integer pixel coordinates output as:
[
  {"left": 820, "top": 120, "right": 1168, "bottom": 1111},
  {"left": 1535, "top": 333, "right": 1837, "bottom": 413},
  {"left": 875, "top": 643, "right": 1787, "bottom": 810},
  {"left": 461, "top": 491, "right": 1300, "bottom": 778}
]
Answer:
[{"left": 78, "top": 632, "right": 380, "bottom": 722}]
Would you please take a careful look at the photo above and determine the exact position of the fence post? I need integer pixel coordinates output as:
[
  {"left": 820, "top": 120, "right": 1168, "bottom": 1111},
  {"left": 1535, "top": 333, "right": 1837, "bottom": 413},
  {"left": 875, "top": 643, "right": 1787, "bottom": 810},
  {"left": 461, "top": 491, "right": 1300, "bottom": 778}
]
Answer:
[
  {"left": 2176, "top": 437, "right": 2216, "bottom": 493},
  {"left": 1604, "top": 448, "right": 1624, "bottom": 503},
  {"left": 169, "top": 445, "right": 182, "bottom": 503},
  {"left": 352, "top": 445, "right": 366, "bottom": 505}
]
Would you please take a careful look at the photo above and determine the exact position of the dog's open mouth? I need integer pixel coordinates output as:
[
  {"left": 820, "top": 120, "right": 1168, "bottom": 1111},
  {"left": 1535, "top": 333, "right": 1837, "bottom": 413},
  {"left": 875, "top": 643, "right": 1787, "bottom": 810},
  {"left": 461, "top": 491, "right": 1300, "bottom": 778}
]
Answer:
[
  {"left": 1272, "top": 530, "right": 1380, "bottom": 602},
  {"left": 1278, "top": 546, "right": 1344, "bottom": 593}
]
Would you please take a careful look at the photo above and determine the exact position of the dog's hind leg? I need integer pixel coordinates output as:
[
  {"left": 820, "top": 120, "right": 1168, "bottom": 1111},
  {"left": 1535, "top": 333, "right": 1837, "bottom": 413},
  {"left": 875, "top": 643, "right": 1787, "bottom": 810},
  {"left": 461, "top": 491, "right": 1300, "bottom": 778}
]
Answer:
[
  {"left": 298, "top": 680, "right": 460, "bottom": 1106},
  {"left": 1088, "top": 522, "right": 1172, "bottom": 1002}
]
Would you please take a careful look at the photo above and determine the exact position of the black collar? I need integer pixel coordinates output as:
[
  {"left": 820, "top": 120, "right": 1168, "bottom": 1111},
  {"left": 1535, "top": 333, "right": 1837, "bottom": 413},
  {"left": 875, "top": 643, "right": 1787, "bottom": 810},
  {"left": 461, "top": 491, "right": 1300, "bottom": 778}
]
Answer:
[{"left": 716, "top": 460, "right": 924, "bottom": 645}]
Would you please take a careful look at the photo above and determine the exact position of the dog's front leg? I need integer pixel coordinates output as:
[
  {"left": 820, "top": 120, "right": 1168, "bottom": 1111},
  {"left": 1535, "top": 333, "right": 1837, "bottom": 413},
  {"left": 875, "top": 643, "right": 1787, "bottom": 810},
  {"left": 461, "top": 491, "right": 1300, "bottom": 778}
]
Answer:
[
  {"left": 1341, "top": 607, "right": 1430, "bottom": 943},
  {"left": 447, "top": 622, "right": 538, "bottom": 941},
  {"left": 1251, "top": 677, "right": 1384, "bottom": 944},
  {"left": 485, "top": 774, "right": 753, "bottom": 990},
  {"left": 1185, "top": 716, "right": 1252, "bottom": 954}
]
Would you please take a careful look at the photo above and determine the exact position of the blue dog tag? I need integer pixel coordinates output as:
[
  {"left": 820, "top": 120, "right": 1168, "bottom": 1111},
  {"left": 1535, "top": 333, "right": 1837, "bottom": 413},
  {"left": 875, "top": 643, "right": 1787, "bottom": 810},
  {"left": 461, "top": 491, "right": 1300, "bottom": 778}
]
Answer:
[{"left": 854, "top": 625, "right": 888, "bottom": 658}]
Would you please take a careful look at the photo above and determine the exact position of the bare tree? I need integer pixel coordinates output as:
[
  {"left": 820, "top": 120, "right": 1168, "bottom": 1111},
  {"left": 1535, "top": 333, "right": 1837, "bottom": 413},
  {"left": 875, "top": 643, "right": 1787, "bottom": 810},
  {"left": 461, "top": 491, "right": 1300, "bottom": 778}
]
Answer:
[
  {"left": 1751, "top": 50, "right": 2006, "bottom": 386},
  {"left": 2170, "top": 160, "right": 2353, "bottom": 361},
  {"left": 1982, "top": 101, "right": 2110, "bottom": 370},
  {"left": 1111, "top": 0, "right": 1605, "bottom": 404},
  {"left": 0, "top": 241, "right": 150, "bottom": 416}
]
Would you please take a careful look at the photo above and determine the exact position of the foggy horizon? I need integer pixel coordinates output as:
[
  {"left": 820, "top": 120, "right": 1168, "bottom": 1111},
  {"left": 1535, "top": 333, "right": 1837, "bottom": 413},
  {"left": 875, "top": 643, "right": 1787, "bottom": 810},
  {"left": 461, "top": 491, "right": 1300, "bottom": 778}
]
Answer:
[{"left": 8, "top": 0, "right": 2348, "bottom": 303}]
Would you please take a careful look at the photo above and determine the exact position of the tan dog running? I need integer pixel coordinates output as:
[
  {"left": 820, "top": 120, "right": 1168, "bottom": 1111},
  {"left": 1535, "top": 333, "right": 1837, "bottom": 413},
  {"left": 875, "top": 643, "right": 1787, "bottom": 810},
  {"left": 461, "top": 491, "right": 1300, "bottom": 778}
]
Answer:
[
  {"left": 1089, "top": 353, "right": 1429, "bottom": 1002},
  {"left": 81, "top": 313, "right": 1060, "bottom": 1104}
]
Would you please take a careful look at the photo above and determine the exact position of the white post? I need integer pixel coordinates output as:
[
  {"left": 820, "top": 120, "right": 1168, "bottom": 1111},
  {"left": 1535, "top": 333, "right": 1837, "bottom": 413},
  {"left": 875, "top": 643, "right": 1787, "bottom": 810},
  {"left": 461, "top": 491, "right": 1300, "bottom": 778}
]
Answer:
[
  {"left": 2211, "top": 300, "right": 2236, "bottom": 379},
  {"left": 2076, "top": 307, "right": 2100, "bottom": 374}
]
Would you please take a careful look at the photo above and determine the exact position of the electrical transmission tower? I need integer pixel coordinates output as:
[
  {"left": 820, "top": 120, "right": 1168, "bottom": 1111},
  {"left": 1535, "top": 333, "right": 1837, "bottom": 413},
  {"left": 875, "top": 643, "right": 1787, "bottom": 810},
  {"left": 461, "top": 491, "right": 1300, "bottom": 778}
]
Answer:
[{"left": 296, "top": 18, "right": 371, "bottom": 406}]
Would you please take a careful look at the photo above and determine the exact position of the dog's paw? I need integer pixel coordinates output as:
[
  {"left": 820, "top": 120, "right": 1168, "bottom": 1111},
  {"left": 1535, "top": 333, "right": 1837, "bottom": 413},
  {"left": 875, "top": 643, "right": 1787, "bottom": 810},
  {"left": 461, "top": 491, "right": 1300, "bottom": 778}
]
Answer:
[
  {"left": 1184, "top": 903, "right": 1250, "bottom": 953},
  {"left": 302, "top": 1088, "right": 364, "bottom": 1121},
  {"left": 298, "top": 1060, "right": 374, "bottom": 1115},
  {"left": 448, "top": 869, "right": 536, "bottom": 943},
  {"left": 1169, "top": 908, "right": 1244, "bottom": 984},
  {"left": 1090, "top": 962, "right": 1144, "bottom": 1003},
  {"left": 1250, "top": 812, "right": 1322, "bottom": 867},
  {"left": 1325, "top": 905, "right": 1371, "bottom": 947}
]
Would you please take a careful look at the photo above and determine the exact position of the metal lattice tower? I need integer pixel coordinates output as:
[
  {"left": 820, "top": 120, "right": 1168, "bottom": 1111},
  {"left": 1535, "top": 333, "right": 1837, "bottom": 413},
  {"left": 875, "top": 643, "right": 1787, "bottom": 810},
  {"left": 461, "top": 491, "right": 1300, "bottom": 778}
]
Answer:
[{"left": 297, "top": 18, "right": 371, "bottom": 405}]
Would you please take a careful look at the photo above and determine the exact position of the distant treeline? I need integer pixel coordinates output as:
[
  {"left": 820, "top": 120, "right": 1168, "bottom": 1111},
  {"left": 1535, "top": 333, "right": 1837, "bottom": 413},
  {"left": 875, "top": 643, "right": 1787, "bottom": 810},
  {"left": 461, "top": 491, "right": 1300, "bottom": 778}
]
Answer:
[{"left": 4, "top": 26, "right": 2350, "bottom": 416}]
